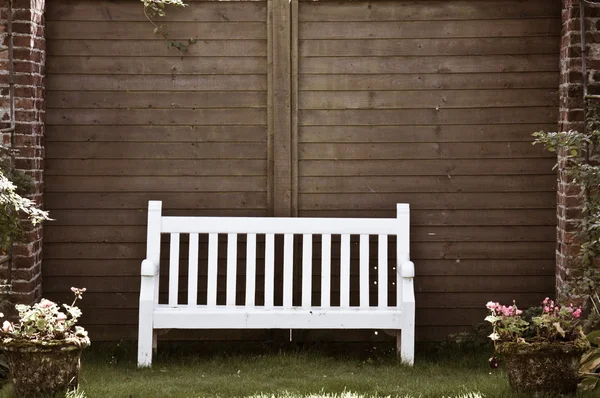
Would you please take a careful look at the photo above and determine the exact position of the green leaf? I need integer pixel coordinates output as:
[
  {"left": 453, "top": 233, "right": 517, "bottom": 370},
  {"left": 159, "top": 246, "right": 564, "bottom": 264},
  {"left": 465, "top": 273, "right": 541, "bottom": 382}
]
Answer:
[
  {"left": 579, "top": 376, "right": 599, "bottom": 391},
  {"left": 587, "top": 331, "right": 600, "bottom": 345}
]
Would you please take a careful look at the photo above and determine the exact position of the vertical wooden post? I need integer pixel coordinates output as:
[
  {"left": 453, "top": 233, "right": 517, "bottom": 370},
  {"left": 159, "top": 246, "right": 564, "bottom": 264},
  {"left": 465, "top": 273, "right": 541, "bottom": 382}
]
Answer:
[
  {"left": 291, "top": 0, "right": 299, "bottom": 218},
  {"left": 270, "top": 0, "right": 292, "bottom": 217}
]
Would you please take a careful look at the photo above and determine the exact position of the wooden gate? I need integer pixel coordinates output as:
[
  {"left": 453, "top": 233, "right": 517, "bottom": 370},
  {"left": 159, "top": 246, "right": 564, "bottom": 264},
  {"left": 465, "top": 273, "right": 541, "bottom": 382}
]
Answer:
[{"left": 44, "top": 0, "right": 561, "bottom": 341}]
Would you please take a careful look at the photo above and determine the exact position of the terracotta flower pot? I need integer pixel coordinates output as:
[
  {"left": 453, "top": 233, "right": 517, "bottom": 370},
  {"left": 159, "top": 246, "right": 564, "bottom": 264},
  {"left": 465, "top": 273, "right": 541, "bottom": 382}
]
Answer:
[
  {"left": 498, "top": 338, "right": 590, "bottom": 395},
  {"left": 0, "top": 336, "right": 89, "bottom": 397}
]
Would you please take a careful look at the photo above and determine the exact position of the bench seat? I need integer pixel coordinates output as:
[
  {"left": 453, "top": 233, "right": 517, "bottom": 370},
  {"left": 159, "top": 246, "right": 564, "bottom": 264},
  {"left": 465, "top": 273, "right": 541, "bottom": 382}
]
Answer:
[{"left": 153, "top": 306, "right": 404, "bottom": 329}]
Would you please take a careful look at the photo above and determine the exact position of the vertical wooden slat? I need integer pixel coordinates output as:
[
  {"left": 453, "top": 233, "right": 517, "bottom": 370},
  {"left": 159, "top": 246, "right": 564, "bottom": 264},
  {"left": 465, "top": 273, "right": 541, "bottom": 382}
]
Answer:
[
  {"left": 246, "top": 233, "right": 257, "bottom": 307},
  {"left": 301, "top": 234, "right": 312, "bottom": 307},
  {"left": 187, "top": 233, "right": 199, "bottom": 306},
  {"left": 264, "top": 233, "right": 275, "bottom": 307},
  {"left": 378, "top": 234, "right": 388, "bottom": 308},
  {"left": 207, "top": 233, "right": 218, "bottom": 307},
  {"left": 340, "top": 234, "right": 350, "bottom": 308},
  {"left": 272, "top": 0, "right": 292, "bottom": 217},
  {"left": 291, "top": 0, "right": 299, "bottom": 217},
  {"left": 283, "top": 233, "right": 294, "bottom": 307},
  {"left": 359, "top": 234, "right": 369, "bottom": 308},
  {"left": 321, "top": 234, "right": 331, "bottom": 307},
  {"left": 168, "top": 233, "right": 180, "bottom": 306},
  {"left": 266, "top": 0, "right": 274, "bottom": 216},
  {"left": 226, "top": 233, "right": 238, "bottom": 306}
]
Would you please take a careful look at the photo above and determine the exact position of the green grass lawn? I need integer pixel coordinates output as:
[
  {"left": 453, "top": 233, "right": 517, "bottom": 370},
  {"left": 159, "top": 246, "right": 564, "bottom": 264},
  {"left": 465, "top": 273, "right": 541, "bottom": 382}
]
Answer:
[{"left": 0, "top": 342, "right": 596, "bottom": 397}]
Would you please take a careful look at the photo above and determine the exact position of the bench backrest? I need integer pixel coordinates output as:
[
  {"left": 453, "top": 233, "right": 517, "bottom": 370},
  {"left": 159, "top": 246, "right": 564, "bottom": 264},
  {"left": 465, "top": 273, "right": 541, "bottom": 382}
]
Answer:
[{"left": 146, "top": 201, "right": 410, "bottom": 309}]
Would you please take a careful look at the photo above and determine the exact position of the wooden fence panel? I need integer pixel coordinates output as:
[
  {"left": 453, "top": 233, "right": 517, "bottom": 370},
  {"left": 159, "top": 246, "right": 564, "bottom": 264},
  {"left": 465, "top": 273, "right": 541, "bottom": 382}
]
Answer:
[
  {"left": 43, "top": 0, "right": 271, "bottom": 341},
  {"left": 43, "top": 0, "right": 561, "bottom": 343},
  {"left": 295, "top": 0, "right": 560, "bottom": 340}
]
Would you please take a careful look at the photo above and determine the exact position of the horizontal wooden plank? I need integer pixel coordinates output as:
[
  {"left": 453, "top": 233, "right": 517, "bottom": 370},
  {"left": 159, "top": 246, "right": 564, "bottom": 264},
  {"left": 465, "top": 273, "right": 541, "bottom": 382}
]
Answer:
[
  {"left": 42, "top": 259, "right": 555, "bottom": 278},
  {"left": 299, "top": 142, "right": 551, "bottom": 160},
  {"left": 43, "top": 225, "right": 553, "bottom": 244},
  {"left": 299, "top": 209, "right": 556, "bottom": 226},
  {"left": 45, "top": 176, "right": 267, "bottom": 193},
  {"left": 45, "top": 208, "right": 556, "bottom": 230},
  {"left": 46, "top": 126, "right": 266, "bottom": 143},
  {"left": 300, "top": 159, "right": 556, "bottom": 176},
  {"left": 46, "top": 159, "right": 267, "bottom": 176},
  {"left": 48, "top": 41, "right": 267, "bottom": 58},
  {"left": 59, "top": 308, "right": 487, "bottom": 326},
  {"left": 300, "top": 55, "right": 558, "bottom": 75},
  {"left": 299, "top": 1, "right": 560, "bottom": 22},
  {"left": 45, "top": 209, "right": 269, "bottom": 228},
  {"left": 299, "top": 193, "right": 557, "bottom": 212},
  {"left": 47, "top": 21, "right": 266, "bottom": 40},
  {"left": 43, "top": 274, "right": 554, "bottom": 294},
  {"left": 299, "top": 125, "right": 558, "bottom": 143},
  {"left": 299, "top": 175, "right": 555, "bottom": 193},
  {"left": 45, "top": 192, "right": 267, "bottom": 210},
  {"left": 47, "top": 1, "right": 267, "bottom": 22},
  {"left": 299, "top": 108, "right": 556, "bottom": 126},
  {"left": 43, "top": 241, "right": 553, "bottom": 260},
  {"left": 299, "top": 89, "right": 557, "bottom": 110},
  {"left": 48, "top": 55, "right": 267, "bottom": 76},
  {"left": 47, "top": 75, "right": 268, "bottom": 91},
  {"left": 41, "top": 292, "right": 551, "bottom": 310},
  {"left": 48, "top": 108, "right": 266, "bottom": 126},
  {"left": 46, "top": 142, "right": 266, "bottom": 159},
  {"left": 299, "top": 20, "right": 560, "bottom": 40},
  {"left": 299, "top": 37, "right": 560, "bottom": 57},
  {"left": 58, "top": 325, "right": 474, "bottom": 342},
  {"left": 299, "top": 73, "right": 559, "bottom": 91},
  {"left": 47, "top": 91, "right": 267, "bottom": 109}
]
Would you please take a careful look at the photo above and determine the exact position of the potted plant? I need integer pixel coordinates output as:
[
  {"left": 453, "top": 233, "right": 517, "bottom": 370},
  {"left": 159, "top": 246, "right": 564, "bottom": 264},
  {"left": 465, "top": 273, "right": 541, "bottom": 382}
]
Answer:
[
  {"left": 0, "top": 287, "right": 89, "bottom": 397},
  {"left": 486, "top": 298, "right": 589, "bottom": 395}
]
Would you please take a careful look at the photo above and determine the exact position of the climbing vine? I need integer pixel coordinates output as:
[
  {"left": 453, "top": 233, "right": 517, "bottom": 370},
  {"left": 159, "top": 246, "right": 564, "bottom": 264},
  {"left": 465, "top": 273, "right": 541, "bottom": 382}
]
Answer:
[
  {"left": 141, "top": 0, "right": 196, "bottom": 52},
  {"left": 533, "top": 104, "right": 600, "bottom": 302}
]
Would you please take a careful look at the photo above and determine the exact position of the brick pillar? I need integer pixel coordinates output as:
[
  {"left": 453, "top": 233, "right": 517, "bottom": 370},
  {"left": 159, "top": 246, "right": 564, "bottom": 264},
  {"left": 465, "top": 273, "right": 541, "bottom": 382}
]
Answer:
[
  {"left": 0, "top": 0, "right": 46, "bottom": 305},
  {"left": 557, "top": 0, "right": 600, "bottom": 299}
]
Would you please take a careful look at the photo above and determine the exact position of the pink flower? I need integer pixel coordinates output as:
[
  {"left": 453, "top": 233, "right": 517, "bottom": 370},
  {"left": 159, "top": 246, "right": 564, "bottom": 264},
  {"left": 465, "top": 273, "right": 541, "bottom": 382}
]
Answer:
[
  {"left": 2, "top": 321, "right": 13, "bottom": 333},
  {"left": 57, "top": 312, "right": 67, "bottom": 322},
  {"left": 573, "top": 308, "right": 582, "bottom": 319},
  {"left": 486, "top": 301, "right": 498, "bottom": 311},
  {"left": 516, "top": 309, "right": 523, "bottom": 315}
]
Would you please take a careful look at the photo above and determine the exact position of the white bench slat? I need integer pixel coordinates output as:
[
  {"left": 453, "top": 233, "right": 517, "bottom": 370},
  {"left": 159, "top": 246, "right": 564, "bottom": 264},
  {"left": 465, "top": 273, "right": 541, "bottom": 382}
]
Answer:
[
  {"left": 283, "top": 234, "right": 294, "bottom": 307},
  {"left": 168, "top": 233, "right": 180, "bottom": 306},
  {"left": 302, "top": 234, "right": 312, "bottom": 308},
  {"left": 207, "top": 233, "right": 218, "bottom": 307},
  {"left": 264, "top": 233, "right": 275, "bottom": 308},
  {"left": 321, "top": 234, "right": 331, "bottom": 307},
  {"left": 378, "top": 234, "right": 388, "bottom": 308},
  {"left": 340, "top": 234, "right": 350, "bottom": 308},
  {"left": 153, "top": 307, "right": 404, "bottom": 330},
  {"left": 359, "top": 234, "right": 369, "bottom": 308},
  {"left": 245, "top": 234, "right": 257, "bottom": 307},
  {"left": 188, "top": 233, "right": 199, "bottom": 306},
  {"left": 161, "top": 217, "right": 400, "bottom": 235},
  {"left": 226, "top": 233, "right": 238, "bottom": 306}
]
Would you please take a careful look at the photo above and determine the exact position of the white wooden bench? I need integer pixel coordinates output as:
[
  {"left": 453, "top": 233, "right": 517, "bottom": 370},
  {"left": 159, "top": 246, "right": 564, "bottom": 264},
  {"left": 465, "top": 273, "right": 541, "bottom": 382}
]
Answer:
[{"left": 137, "top": 201, "right": 415, "bottom": 367}]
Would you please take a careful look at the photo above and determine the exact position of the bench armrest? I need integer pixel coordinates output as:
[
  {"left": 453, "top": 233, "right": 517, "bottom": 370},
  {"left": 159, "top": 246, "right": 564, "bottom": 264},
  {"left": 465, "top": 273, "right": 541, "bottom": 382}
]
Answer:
[
  {"left": 141, "top": 259, "right": 158, "bottom": 277},
  {"left": 401, "top": 261, "right": 415, "bottom": 279}
]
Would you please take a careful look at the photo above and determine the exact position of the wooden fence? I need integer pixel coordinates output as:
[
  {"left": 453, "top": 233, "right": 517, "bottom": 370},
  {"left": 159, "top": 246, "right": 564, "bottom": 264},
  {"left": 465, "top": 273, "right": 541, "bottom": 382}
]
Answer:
[{"left": 43, "top": 0, "right": 560, "bottom": 342}]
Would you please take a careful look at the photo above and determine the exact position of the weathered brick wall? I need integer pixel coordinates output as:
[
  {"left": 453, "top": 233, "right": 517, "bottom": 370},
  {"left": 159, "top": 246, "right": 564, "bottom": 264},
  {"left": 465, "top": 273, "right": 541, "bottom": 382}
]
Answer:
[
  {"left": 0, "top": 0, "right": 46, "bottom": 305},
  {"left": 558, "top": 0, "right": 600, "bottom": 299}
]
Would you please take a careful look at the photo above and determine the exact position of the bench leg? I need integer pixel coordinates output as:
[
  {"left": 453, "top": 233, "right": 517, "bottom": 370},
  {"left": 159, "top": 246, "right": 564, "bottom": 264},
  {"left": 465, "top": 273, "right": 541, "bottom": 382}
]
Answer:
[
  {"left": 152, "top": 330, "right": 158, "bottom": 356},
  {"left": 397, "top": 328, "right": 415, "bottom": 366}
]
